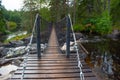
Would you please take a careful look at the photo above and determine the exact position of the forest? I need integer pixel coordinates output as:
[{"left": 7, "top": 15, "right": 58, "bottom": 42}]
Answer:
[{"left": 0, "top": 0, "right": 120, "bottom": 42}]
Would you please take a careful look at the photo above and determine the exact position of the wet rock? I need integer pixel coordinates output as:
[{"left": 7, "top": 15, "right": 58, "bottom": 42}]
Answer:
[
  {"left": 0, "top": 47, "right": 9, "bottom": 58},
  {"left": 12, "top": 59, "right": 22, "bottom": 66},
  {"left": 22, "top": 37, "right": 36, "bottom": 45},
  {"left": 106, "top": 29, "right": 120, "bottom": 40},
  {"left": 30, "top": 43, "right": 37, "bottom": 51},
  {"left": 6, "top": 46, "right": 26, "bottom": 58},
  {"left": 0, "top": 47, "right": 4, "bottom": 52},
  {"left": 30, "top": 43, "right": 47, "bottom": 52},
  {"left": 9, "top": 40, "right": 24, "bottom": 47},
  {"left": 79, "top": 52, "right": 87, "bottom": 59},
  {"left": 75, "top": 33, "right": 84, "bottom": 39},
  {"left": 0, "top": 64, "right": 18, "bottom": 79},
  {"left": 70, "top": 33, "right": 84, "bottom": 40},
  {"left": 0, "top": 42, "right": 3, "bottom": 47},
  {"left": 94, "top": 36, "right": 100, "bottom": 39}
]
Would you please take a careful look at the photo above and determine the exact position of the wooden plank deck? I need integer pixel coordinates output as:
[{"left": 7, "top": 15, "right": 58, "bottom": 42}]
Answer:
[{"left": 11, "top": 28, "right": 97, "bottom": 80}]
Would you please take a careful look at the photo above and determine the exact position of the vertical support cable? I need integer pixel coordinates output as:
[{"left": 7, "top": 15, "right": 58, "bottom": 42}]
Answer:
[
  {"left": 66, "top": 16, "right": 70, "bottom": 58},
  {"left": 36, "top": 15, "right": 41, "bottom": 58}
]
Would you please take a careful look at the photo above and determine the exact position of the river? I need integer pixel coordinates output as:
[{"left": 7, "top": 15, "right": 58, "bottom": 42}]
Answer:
[{"left": 82, "top": 39, "right": 120, "bottom": 80}]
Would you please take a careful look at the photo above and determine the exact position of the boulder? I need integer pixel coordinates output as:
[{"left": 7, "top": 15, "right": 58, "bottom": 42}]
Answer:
[
  {"left": 0, "top": 47, "right": 9, "bottom": 58},
  {"left": 9, "top": 40, "right": 24, "bottom": 47},
  {"left": 106, "top": 30, "right": 120, "bottom": 40},
  {"left": 0, "top": 42, "right": 3, "bottom": 47}
]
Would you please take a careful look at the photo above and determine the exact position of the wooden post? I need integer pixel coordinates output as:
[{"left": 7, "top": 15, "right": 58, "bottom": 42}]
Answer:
[
  {"left": 66, "top": 16, "right": 70, "bottom": 58},
  {"left": 36, "top": 15, "right": 41, "bottom": 58}
]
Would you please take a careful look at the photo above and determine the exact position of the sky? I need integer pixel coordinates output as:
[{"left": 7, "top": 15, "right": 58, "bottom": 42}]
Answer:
[{"left": 2, "top": 0, "right": 23, "bottom": 11}]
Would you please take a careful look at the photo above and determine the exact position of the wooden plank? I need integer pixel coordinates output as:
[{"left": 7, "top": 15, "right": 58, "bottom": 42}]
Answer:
[
  {"left": 26, "top": 60, "right": 85, "bottom": 63},
  {"left": 27, "top": 58, "right": 69, "bottom": 60},
  {"left": 12, "top": 73, "right": 95, "bottom": 79},
  {"left": 21, "top": 60, "right": 86, "bottom": 64},
  {"left": 18, "top": 66, "right": 90, "bottom": 70},
  {"left": 15, "top": 69, "right": 92, "bottom": 74},
  {"left": 11, "top": 77, "right": 97, "bottom": 80},
  {"left": 20, "top": 63, "right": 87, "bottom": 67}
]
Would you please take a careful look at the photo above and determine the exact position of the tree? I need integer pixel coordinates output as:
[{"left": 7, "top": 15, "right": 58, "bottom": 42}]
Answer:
[
  {"left": 0, "top": 1, "right": 6, "bottom": 34},
  {"left": 111, "top": 0, "right": 120, "bottom": 26},
  {"left": 3, "top": 10, "right": 22, "bottom": 27},
  {"left": 39, "top": 7, "right": 51, "bottom": 21},
  {"left": 22, "top": 0, "right": 37, "bottom": 32},
  {"left": 73, "top": 0, "right": 113, "bottom": 34},
  {"left": 22, "top": 0, "right": 49, "bottom": 32},
  {"left": 49, "top": 0, "right": 67, "bottom": 22}
]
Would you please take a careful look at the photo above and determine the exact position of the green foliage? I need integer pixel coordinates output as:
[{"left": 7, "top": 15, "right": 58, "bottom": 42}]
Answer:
[
  {"left": 73, "top": 24, "right": 85, "bottom": 32},
  {"left": 83, "top": 18, "right": 97, "bottom": 25},
  {"left": 7, "top": 21, "right": 17, "bottom": 31},
  {"left": 0, "top": 20, "right": 6, "bottom": 34},
  {"left": 49, "top": 0, "right": 67, "bottom": 22},
  {"left": 40, "top": 7, "right": 51, "bottom": 21},
  {"left": 111, "top": 0, "right": 120, "bottom": 26},
  {"left": 96, "top": 11, "right": 112, "bottom": 35},
  {"left": 74, "top": 11, "right": 112, "bottom": 35},
  {"left": 82, "top": 18, "right": 97, "bottom": 33},
  {"left": 0, "top": 6, "right": 6, "bottom": 34}
]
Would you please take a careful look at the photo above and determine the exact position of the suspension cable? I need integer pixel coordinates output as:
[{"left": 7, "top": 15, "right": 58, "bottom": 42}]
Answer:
[
  {"left": 20, "top": 14, "right": 40, "bottom": 80},
  {"left": 68, "top": 14, "right": 85, "bottom": 80}
]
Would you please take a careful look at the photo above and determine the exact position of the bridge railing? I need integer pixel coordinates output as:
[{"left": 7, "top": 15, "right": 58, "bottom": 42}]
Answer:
[
  {"left": 67, "top": 14, "right": 85, "bottom": 80},
  {"left": 19, "top": 14, "right": 40, "bottom": 80},
  {"left": 20, "top": 13, "right": 53, "bottom": 79}
]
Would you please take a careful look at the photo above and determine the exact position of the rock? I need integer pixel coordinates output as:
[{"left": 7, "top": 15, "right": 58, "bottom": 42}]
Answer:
[
  {"left": 112, "top": 29, "right": 120, "bottom": 35},
  {"left": 9, "top": 40, "right": 24, "bottom": 47},
  {"left": 72, "top": 33, "right": 84, "bottom": 40},
  {"left": 6, "top": 46, "right": 26, "bottom": 58},
  {"left": 0, "top": 42, "right": 3, "bottom": 47},
  {"left": 0, "top": 47, "right": 9, "bottom": 58},
  {"left": 106, "top": 29, "right": 120, "bottom": 40},
  {"left": 12, "top": 59, "right": 22, "bottom": 66},
  {"left": 94, "top": 36, "right": 100, "bottom": 39},
  {"left": 30, "top": 43, "right": 47, "bottom": 52},
  {"left": 1, "top": 43, "right": 12, "bottom": 48},
  {"left": 0, "top": 64, "right": 18, "bottom": 79},
  {"left": 30, "top": 43, "right": 37, "bottom": 51},
  {"left": 22, "top": 37, "right": 36, "bottom": 45},
  {"left": 61, "top": 42, "right": 76, "bottom": 52}
]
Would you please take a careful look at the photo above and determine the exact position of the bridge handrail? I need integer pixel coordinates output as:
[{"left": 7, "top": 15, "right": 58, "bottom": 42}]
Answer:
[
  {"left": 68, "top": 14, "right": 85, "bottom": 80},
  {"left": 20, "top": 13, "right": 40, "bottom": 80}
]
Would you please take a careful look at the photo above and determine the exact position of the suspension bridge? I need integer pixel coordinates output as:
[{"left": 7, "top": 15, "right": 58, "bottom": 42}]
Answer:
[{"left": 10, "top": 14, "right": 98, "bottom": 80}]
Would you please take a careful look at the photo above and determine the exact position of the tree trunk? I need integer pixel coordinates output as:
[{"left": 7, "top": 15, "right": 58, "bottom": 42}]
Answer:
[
  {"left": 104, "top": 0, "right": 107, "bottom": 10},
  {"left": 73, "top": 0, "right": 76, "bottom": 25},
  {"left": 108, "top": 0, "right": 111, "bottom": 14}
]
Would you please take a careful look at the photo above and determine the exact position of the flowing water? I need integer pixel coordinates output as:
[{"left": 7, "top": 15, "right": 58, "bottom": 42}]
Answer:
[{"left": 83, "top": 39, "right": 120, "bottom": 80}]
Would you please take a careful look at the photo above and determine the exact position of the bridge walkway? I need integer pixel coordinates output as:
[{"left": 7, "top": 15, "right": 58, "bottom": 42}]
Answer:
[{"left": 11, "top": 27, "right": 97, "bottom": 80}]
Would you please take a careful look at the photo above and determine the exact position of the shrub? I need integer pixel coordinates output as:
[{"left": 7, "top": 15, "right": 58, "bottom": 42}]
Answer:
[
  {"left": 96, "top": 11, "right": 112, "bottom": 35},
  {"left": 7, "top": 21, "right": 17, "bottom": 31},
  {"left": 73, "top": 24, "right": 85, "bottom": 32}
]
